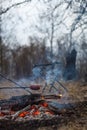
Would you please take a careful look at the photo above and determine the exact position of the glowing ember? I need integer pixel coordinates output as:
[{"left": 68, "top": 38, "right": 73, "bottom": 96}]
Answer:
[
  {"left": 18, "top": 102, "right": 54, "bottom": 117},
  {"left": 59, "top": 94, "right": 62, "bottom": 98},
  {"left": 0, "top": 101, "right": 56, "bottom": 118},
  {"left": 33, "top": 110, "right": 40, "bottom": 116},
  {"left": 19, "top": 111, "right": 29, "bottom": 117},
  {"left": 0, "top": 112, "right": 4, "bottom": 116},
  {"left": 41, "top": 102, "right": 48, "bottom": 107},
  {"left": 45, "top": 110, "right": 54, "bottom": 115},
  {"left": 30, "top": 105, "right": 37, "bottom": 110}
]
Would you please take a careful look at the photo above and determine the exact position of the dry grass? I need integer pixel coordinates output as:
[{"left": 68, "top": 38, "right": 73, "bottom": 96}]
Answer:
[{"left": 65, "top": 81, "right": 87, "bottom": 102}]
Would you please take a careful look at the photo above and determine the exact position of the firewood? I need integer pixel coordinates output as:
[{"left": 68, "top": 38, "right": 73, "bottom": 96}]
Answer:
[
  {"left": 11, "top": 104, "right": 31, "bottom": 120},
  {"left": 42, "top": 94, "right": 62, "bottom": 100}
]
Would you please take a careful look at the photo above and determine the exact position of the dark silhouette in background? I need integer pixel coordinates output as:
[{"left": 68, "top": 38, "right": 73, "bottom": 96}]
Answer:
[{"left": 63, "top": 49, "right": 77, "bottom": 80}]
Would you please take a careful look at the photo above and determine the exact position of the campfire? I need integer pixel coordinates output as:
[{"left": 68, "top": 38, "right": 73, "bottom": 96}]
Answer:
[
  {"left": 18, "top": 101, "right": 54, "bottom": 118},
  {"left": 0, "top": 92, "right": 62, "bottom": 120},
  {"left": 0, "top": 74, "right": 70, "bottom": 130},
  {"left": 0, "top": 82, "right": 79, "bottom": 130}
]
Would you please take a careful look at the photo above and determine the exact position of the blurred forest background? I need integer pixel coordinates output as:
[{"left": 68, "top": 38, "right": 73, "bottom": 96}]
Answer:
[{"left": 0, "top": 0, "right": 87, "bottom": 81}]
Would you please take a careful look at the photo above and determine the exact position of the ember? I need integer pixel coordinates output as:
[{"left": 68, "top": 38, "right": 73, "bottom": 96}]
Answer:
[
  {"left": 19, "top": 111, "right": 30, "bottom": 117},
  {"left": 45, "top": 110, "right": 54, "bottom": 115},
  {"left": 0, "top": 112, "right": 4, "bottom": 116},
  {"left": 18, "top": 101, "right": 54, "bottom": 118},
  {"left": 41, "top": 102, "right": 48, "bottom": 107},
  {"left": 0, "top": 101, "right": 55, "bottom": 119},
  {"left": 0, "top": 92, "right": 63, "bottom": 120},
  {"left": 33, "top": 110, "right": 40, "bottom": 116}
]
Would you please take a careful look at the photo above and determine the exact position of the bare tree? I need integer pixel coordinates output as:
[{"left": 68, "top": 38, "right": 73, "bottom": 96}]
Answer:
[
  {"left": 35, "top": 0, "right": 74, "bottom": 57},
  {"left": 0, "top": 0, "right": 31, "bottom": 15},
  {"left": 0, "top": 36, "right": 10, "bottom": 74},
  {"left": 0, "top": 36, "right": 3, "bottom": 73},
  {"left": 67, "top": 0, "right": 87, "bottom": 49},
  {"left": 38, "top": 0, "right": 87, "bottom": 51}
]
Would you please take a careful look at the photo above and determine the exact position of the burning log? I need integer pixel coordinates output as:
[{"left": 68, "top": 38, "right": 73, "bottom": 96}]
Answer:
[
  {"left": 11, "top": 104, "right": 31, "bottom": 120},
  {"left": 0, "top": 93, "right": 62, "bottom": 112},
  {"left": 41, "top": 94, "right": 62, "bottom": 100},
  {"left": 0, "top": 100, "right": 86, "bottom": 130},
  {"left": 0, "top": 92, "right": 63, "bottom": 120},
  {"left": 0, "top": 99, "right": 54, "bottom": 120}
]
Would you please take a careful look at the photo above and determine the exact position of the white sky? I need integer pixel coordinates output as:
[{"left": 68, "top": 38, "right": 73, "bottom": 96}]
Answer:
[
  {"left": 1, "top": 0, "right": 44, "bottom": 45},
  {"left": 1, "top": 0, "right": 85, "bottom": 46}
]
